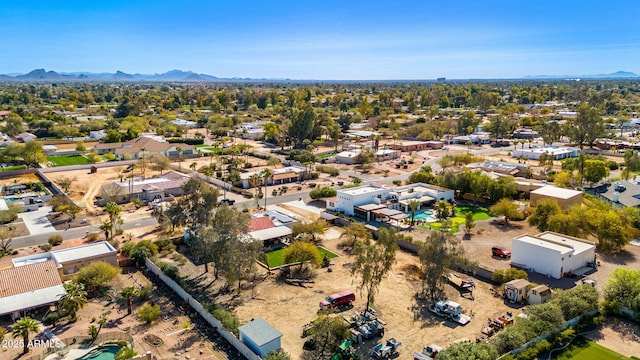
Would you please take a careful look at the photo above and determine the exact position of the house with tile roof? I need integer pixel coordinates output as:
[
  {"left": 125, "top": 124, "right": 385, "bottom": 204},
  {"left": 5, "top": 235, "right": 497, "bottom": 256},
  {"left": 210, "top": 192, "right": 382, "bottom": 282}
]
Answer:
[
  {"left": 93, "top": 136, "right": 195, "bottom": 160},
  {"left": 0, "top": 260, "right": 66, "bottom": 320},
  {"left": 106, "top": 170, "right": 191, "bottom": 203}
]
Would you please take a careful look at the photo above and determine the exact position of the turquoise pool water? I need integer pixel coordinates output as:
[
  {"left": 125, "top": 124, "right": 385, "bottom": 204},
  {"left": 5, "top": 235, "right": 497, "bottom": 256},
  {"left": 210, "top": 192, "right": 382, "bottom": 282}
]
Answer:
[
  {"left": 414, "top": 210, "right": 434, "bottom": 220},
  {"left": 75, "top": 345, "right": 121, "bottom": 360}
]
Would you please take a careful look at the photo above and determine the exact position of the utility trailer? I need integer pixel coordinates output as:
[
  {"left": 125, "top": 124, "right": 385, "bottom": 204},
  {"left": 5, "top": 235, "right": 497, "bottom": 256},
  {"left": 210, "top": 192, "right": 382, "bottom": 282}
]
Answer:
[{"left": 429, "top": 300, "right": 472, "bottom": 325}]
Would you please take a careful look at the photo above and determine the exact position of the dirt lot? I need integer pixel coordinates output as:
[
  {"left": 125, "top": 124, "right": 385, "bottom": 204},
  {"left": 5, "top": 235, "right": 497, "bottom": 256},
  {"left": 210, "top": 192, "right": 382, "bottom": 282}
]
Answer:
[
  {"left": 227, "top": 224, "right": 526, "bottom": 359},
  {"left": 583, "top": 316, "right": 640, "bottom": 358}
]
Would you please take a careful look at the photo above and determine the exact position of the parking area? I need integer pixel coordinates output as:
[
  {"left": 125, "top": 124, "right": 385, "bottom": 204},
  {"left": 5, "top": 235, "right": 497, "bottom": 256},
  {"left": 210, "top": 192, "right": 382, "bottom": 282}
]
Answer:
[{"left": 17, "top": 206, "right": 54, "bottom": 235}]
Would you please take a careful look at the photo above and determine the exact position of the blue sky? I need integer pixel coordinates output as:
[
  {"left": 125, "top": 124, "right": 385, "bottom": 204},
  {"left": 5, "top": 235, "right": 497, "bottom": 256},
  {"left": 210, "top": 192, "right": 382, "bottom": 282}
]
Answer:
[{"left": 1, "top": 1, "right": 638, "bottom": 80}]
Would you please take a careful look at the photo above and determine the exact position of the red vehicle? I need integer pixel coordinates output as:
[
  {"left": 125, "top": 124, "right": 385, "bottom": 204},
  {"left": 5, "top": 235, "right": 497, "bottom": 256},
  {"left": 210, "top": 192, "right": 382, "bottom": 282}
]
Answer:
[
  {"left": 319, "top": 290, "right": 355, "bottom": 309},
  {"left": 492, "top": 246, "right": 511, "bottom": 258}
]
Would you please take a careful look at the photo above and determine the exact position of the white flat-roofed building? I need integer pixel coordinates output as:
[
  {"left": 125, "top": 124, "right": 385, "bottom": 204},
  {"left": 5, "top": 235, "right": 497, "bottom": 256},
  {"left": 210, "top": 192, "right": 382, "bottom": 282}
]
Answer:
[
  {"left": 512, "top": 232, "right": 596, "bottom": 279},
  {"left": 327, "top": 184, "right": 390, "bottom": 216},
  {"left": 335, "top": 150, "right": 360, "bottom": 165},
  {"left": 391, "top": 183, "right": 455, "bottom": 212},
  {"left": 530, "top": 185, "right": 583, "bottom": 210},
  {"left": 513, "top": 146, "right": 579, "bottom": 160},
  {"left": 327, "top": 183, "right": 454, "bottom": 219},
  {"left": 13, "top": 241, "right": 117, "bottom": 278}
]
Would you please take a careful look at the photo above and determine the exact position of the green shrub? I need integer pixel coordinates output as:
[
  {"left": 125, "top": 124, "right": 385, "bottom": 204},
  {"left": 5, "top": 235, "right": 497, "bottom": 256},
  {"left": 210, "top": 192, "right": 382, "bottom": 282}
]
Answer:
[
  {"left": 492, "top": 268, "right": 528, "bottom": 284},
  {"left": 154, "top": 238, "right": 176, "bottom": 253},
  {"left": 316, "top": 165, "right": 340, "bottom": 176},
  {"left": 0, "top": 209, "right": 18, "bottom": 224},
  {"left": 156, "top": 260, "right": 179, "bottom": 280},
  {"left": 392, "top": 180, "right": 402, "bottom": 186},
  {"left": 40, "top": 244, "right": 52, "bottom": 251},
  {"left": 205, "top": 303, "right": 240, "bottom": 336},
  {"left": 48, "top": 235, "right": 63, "bottom": 246},
  {"left": 309, "top": 186, "right": 337, "bottom": 200},
  {"left": 137, "top": 285, "right": 152, "bottom": 301},
  {"left": 137, "top": 304, "right": 161, "bottom": 323},
  {"left": 44, "top": 312, "right": 59, "bottom": 325},
  {"left": 167, "top": 138, "right": 204, "bottom": 145}
]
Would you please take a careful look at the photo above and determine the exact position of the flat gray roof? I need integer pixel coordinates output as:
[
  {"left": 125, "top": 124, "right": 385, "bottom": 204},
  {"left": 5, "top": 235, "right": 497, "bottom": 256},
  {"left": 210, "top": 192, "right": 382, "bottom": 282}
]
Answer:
[
  {"left": 52, "top": 241, "right": 116, "bottom": 264},
  {"left": 239, "top": 318, "right": 282, "bottom": 347},
  {"left": 249, "top": 226, "right": 292, "bottom": 242},
  {"left": 531, "top": 185, "right": 582, "bottom": 199}
]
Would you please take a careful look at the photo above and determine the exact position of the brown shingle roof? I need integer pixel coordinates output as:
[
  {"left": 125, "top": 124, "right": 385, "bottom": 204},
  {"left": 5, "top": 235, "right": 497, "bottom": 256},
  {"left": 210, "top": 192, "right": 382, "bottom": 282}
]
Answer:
[{"left": 0, "top": 261, "right": 62, "bottom": 298}]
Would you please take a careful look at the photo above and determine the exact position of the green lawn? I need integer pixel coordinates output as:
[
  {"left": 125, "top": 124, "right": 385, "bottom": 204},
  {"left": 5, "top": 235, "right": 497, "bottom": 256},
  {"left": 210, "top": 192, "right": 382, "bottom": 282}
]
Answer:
[
  {"left": 1, "top": 165, "right": 26, "bottom": 171},
  {"left": 454, "top": 205, "right": 492, "bottom": 221},
  {"left": 418, "top": 205, "right": 491, "bottom": 233},
  {"left": 47, "top": 155, "right": 92, "bottom": 166},
  {"left": 263, "top": 246, "right": 339, "bottom": 268},
  {"left": 555, "top": 337, "right": 631, "bottom": 360},
  {"left": 196, "top": 147, "right": 223, "bottom": 153}
]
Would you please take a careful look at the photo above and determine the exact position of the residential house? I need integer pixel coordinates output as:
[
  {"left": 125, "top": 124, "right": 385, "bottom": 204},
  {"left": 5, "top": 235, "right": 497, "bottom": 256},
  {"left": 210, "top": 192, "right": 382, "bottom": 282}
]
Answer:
[
  {"left": 16, "top": 132, "right": 37, "bottom": 142},
  {"left": 530, "top": 185, "right": 582, "bottom": 210},
  {"left": 12, "top": 241, "right": 118, "bottom": 279},
  {"left": 513, "top": 146, "right": 579, "bottom": 160},
  {"left": 239, "top": 166, "right": 307, "bottom": 189},
  {"left": 389, "top": 140, "right": 444, "bottom": 152},
  {"left": 0, "top": 260, "right": 66, "bottom": 320},
  {"left": 592, "top": 180, "right": 640, "bottom": 209},
  {"left": 107, "top": 170, "right": 191, "bottom": 203},
  {"left": 93, "top": 136, "right": 195, "bottom": 160}
]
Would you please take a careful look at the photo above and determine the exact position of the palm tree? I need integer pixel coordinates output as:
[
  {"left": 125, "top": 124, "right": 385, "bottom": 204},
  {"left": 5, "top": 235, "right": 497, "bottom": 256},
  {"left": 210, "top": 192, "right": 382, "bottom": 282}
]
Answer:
[
  {"left": 189, "top": 162, "right": 198, "bottom": 172},
  {"left": 433, "top": 200, "right": 451, "bottom": 221},
  {"left": 139, "top": 148, "right": 147, "bottom": 179},
  {"left": 261, "top": 168, "right": 273, "bottom": 210},
  {"left": 119, "top": 287, "right": 139, "bottom": 315},
  {"left": 176, "top": 146, "right": 183, "bottom": 171},
  {"left": 59, "top": 282, "right": 88, "bottom": 321},
  {"left": 408, "top": 199, "right": 420, "bottom": 226},
  {"left": 11, "top": 316, "right": 40, "bottom": 354}
]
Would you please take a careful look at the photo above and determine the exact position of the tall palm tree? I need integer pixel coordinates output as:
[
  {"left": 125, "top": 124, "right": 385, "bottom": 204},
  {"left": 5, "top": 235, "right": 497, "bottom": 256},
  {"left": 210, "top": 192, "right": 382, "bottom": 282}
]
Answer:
[
  {"left": 11, "top": 316, "right": 40, "bottom": 354},
  {"left": 175, "top": 146, "right": 183, "bottom": 171},
  {"left": 408, "top": 199, "right": 420, "bottom": 226},
  {"left": 119, "top": 287, "right": 139, "bottom": 315},
  {"left": 249, "top": 173, "right": 262, "bottom": 197},
  {"left": 189, "top": 162, "right": 198, "bottom": 172},
  {"left": 59, "top": 282, "right": 88, "bottom": 321},
  {"left": 261, "top": 168, "right": 273, "bottom": 210}
]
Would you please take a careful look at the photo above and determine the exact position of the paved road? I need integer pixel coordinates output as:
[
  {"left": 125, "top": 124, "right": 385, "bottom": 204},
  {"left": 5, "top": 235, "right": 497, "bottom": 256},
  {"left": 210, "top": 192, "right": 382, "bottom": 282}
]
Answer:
[{"left": 12, "top": 216, "right": 158, "bottom": 249}]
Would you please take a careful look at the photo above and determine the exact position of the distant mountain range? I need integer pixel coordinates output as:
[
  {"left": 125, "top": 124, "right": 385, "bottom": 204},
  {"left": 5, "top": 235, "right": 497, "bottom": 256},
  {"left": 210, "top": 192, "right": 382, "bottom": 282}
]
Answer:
[
  {"left": 524, "top": 71, "right": 639, "bottom": 79},
  {"left": 0, "top": 69, "right": 638, "bottom": 82},
  {"left": 0, "top": 69, "right": 272, "bottom": 82}
]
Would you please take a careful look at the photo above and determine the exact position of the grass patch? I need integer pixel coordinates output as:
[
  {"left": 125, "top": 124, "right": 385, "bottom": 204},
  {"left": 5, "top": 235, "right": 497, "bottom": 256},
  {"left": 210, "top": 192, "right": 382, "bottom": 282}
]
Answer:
[
  {"left": 196, "top": 147, "right": 223, "bottom": 154},
  {"left": 417, "top": 205, "right": 491, "bottom": 233},
  {"left": 420, "top": 217, "right": 466, "bottom": 233},
  {"left": 454, "top": 205, "right": 491, "bottom": 220},
  {"left": 263, "top": 246, "right": 339, "bottom": 268},
  {"left": 555, "top": 336, "right": 631, "bottom": 360},
  {"left": 47, "top": 155, "right": 92, "bottom": 166},
  {"left": 1, "top": 165, "right": 27, "bottom": 171}
]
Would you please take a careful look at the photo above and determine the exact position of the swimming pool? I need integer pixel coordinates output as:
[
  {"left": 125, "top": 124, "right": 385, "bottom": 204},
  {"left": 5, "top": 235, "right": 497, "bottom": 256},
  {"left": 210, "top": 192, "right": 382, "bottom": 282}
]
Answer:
[
  {"left": 414, "top": 210, "right": 436, "bottom": 222},
  {"left": 74, "top": 345, "right": 121, "bottom": 360}
]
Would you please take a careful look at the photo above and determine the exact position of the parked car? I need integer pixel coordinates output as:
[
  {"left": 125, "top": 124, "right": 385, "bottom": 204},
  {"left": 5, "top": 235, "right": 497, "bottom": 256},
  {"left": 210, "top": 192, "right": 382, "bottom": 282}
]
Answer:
[
  {"left": 582, "top": 278, "right": 597, "bottom": 287},
  {"left": 492, "top": 246, "right": 511, "bottom": 258},
  {"left": 218, "top": 198, "right": 235, "bottom": 206},
  {"left": 319, "top": 290, "right": 355, "bottom": 309}
]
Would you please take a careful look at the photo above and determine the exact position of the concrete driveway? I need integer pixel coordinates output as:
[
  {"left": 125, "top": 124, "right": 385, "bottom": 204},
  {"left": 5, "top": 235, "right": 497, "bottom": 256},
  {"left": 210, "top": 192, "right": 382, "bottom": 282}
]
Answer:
[{"left": 17, "top": 206, "right": 54, "bottom": 236}]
